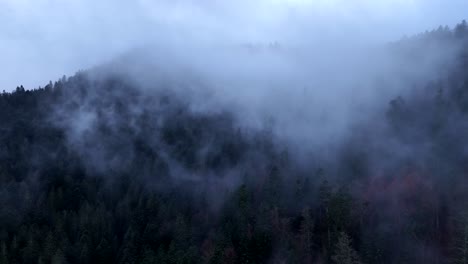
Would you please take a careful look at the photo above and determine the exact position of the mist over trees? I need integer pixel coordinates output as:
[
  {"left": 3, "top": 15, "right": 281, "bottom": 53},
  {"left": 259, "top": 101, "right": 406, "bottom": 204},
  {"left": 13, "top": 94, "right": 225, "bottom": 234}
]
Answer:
[{"left": 1, "top": 21, "right": 468, "bottom": 264}]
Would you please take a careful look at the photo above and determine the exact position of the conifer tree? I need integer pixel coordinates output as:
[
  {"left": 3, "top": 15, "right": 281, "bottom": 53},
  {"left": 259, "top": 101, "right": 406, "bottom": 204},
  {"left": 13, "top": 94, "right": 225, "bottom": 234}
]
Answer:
[{"left": 331, "top": 232, "right": 362, "bottom": 264}]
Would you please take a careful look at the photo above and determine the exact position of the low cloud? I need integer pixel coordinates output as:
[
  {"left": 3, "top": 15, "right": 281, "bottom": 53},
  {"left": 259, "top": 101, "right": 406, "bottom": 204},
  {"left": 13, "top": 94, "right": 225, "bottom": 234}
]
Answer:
[{"left": 1, "top": 0, "right": 467, "bottom": 90}]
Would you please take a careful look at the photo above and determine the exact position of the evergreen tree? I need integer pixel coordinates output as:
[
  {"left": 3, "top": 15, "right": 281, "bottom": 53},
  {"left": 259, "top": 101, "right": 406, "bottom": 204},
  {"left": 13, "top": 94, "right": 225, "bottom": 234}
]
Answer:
[
  {"left": 331, "top": 232, "right": 362, "bottom": 264},
  {"left": 0, "top": 241, "right": 8, "bottom": 264},
  {"left": 452, "top": 212, "right": 468, "bottom": 264}
]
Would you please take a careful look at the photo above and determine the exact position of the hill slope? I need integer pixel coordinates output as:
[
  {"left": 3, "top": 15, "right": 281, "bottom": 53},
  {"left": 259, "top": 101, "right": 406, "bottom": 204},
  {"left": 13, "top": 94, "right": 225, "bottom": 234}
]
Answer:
[{"left": 1, "top": 21, "right": 468, "bottom": 263}]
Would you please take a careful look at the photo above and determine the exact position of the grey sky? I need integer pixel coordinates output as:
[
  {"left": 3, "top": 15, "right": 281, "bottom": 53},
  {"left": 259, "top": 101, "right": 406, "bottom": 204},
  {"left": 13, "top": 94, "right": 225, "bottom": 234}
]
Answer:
[{"left": 0, "top": 0, "right": 467, "bottom": 90}]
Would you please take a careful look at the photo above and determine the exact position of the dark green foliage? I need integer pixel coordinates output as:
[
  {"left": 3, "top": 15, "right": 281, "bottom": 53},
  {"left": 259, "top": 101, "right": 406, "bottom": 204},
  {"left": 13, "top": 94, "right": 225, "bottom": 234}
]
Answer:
[
  {"left": 1, "top": 21, "right": 468, "bottom": 264},
  {"left": 331, "top": 232, "right": 362, "bottom": 264}
]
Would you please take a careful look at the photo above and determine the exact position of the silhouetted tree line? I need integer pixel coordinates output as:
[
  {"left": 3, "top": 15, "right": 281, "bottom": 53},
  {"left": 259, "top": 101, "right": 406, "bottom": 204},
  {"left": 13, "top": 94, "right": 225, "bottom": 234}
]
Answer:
[{"left": 1, "top": 21, "right": 468, "bottom": 264}]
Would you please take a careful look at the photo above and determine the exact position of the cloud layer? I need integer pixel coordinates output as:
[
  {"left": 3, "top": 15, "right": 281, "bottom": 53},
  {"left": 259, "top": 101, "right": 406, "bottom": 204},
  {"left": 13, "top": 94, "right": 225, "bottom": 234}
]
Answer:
[{"left": 1, "top": 0, "right": 467, "bottom": 90}]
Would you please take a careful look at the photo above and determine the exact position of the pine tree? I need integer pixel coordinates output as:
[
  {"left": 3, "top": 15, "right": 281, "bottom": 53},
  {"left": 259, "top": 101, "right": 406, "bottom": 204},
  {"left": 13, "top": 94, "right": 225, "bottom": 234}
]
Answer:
[
  {"left": 95, "top": 238, "right": 112, "bottom": 263},
  {"left": 331, "top": 232, "right": 362, "bottom": 264},
  {"left": 0, "top": 241, "right": 8, "bottom": 264},
  {"left": 140, "top": 248, "right": 157, "bottom": 264},
  {"left": 22, "top": 236, "right": 40, "bottom": 264},
  {"left": 319, "top": 179, "right": 332, "bottom": 251},
  {"left": 43, "top": 232, "right": 56, "bottom": 262},
  {"left": 455, "top": 20, "right": 468, "bottom": 38},
  {"left": 51, "top": 249, "right": 67, "bottom": 264},
  {"left": 298, "top": 207, "right": 314, "bottom": 263},
  {"left": 452, "top": 212, "right": 468, "bottom": 264}
]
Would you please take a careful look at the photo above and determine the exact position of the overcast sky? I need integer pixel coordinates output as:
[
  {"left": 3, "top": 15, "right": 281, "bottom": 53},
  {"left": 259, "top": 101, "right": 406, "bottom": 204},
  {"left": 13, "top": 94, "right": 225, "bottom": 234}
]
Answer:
[{"left": 0, "top": 0, "right": 467, "bottom": 90}]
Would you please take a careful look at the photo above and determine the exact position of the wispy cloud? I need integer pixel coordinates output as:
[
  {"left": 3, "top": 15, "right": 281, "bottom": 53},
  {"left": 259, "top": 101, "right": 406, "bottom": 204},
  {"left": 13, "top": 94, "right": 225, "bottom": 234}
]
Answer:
[{"left": 0, "top": 0, "right": 466, "bottom": 90}]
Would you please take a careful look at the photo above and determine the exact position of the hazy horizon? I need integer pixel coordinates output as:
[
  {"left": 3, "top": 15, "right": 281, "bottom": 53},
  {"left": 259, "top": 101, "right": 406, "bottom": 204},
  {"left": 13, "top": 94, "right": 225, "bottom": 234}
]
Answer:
[{"left": 1, "top": 0, "right": 468, "bottom": 90}]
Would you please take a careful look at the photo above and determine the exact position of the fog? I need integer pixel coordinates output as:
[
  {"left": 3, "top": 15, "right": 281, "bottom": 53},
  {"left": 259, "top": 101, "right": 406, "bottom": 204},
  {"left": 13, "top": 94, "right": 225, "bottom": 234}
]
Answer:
[
  {"left": 1, "top": 0, "right": 468, "bottom": 91},
  {"left": 2, "top": 2, "right": 468, "bottom": 263},
  {"left": 1, "top": 0, "right": 466, "bottom": 175}
]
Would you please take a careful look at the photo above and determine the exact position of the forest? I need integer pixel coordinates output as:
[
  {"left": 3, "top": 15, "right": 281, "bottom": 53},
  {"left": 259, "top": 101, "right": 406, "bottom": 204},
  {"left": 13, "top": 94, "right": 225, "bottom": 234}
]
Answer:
[{"left": 1, "top": 21, "right": 468, "bottom": 264}]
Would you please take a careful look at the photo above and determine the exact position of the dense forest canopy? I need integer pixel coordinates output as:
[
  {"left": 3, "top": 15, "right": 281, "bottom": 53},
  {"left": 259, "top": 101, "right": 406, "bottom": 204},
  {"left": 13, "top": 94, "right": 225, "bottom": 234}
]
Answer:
[{"left": 1, "top": 21, "right": 468, "bottom": 264}]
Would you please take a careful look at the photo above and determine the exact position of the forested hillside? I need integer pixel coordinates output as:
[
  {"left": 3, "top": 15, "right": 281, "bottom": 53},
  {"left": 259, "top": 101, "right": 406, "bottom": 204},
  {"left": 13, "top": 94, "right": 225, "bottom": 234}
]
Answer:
[{"left": 1, "top": 21, "right": 468, "bottom": 264}]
